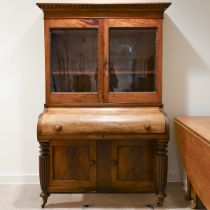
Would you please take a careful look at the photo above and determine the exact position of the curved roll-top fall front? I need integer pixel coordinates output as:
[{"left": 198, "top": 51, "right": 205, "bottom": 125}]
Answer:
[{"left": 37, "top": 107, "right": 166, "bottom": 140}]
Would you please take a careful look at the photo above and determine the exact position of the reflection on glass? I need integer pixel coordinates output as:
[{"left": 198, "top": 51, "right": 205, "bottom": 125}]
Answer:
[
  {"left": 109, "top": 28, "right": 156, "bottom": 92},
  {"left": 51, "top": 29, "right": 98, "bottom": 92}
]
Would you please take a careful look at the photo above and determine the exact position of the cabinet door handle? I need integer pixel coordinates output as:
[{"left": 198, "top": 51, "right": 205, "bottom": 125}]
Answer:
[
  {"left": 104, "top": 61, "right": 109, "bottom": 72},
  {"left": 144, "top": 123, "right": 151, "bottom": 131},
  {"left": 105, "top": 64, "right": 109, "bottom": 72},
  {"left": 89, "top": 160, "right": 96, "bottom": 165},
  {"left": 112, "top": 160, "right": 118, "bottom": 166},
  {"left": 54, "top": 125, "right": 62, "bottom": 132}
]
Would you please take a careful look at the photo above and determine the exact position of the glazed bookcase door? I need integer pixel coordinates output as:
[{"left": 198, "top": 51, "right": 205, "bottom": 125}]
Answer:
[
  {"left": 104, "top": 19, "right": 162, "bottom": 104},
  {"left": 45, "top": 19, "right": 103, "bottom": 105}
]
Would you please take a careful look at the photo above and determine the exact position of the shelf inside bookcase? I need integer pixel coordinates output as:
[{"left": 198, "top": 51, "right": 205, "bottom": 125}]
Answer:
[
  {"left": 110, "top": 75, "right": 155, "bottom": 92},
  {"left": 110, "top": 70, "right": 155, "bottom": 75},
  {"left": 52, "top": 71, "right": 97, "bottom": 75}
]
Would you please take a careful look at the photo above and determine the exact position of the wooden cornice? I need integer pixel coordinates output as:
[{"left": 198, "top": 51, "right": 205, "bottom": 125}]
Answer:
[{"left": 36, "top": 2, "right": 171, "bottom": 19}]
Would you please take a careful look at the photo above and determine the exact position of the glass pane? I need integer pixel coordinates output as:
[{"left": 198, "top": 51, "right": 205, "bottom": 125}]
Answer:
[
  {"left": 51, "top": 29, "right": 98, "bottom": 92},
  {"left": 109, "top": 28, "right": 156, "bottom": 92}
]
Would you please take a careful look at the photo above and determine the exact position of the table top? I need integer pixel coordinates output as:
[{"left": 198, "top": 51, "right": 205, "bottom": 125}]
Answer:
[{"left": 175, "top": 116, "right": 210, "bottom": 145}]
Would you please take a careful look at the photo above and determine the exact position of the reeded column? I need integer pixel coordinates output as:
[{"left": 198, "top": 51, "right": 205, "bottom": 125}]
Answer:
[
  {"left": 39, "top": 142, "right": 50, "bottom": 208},
  {"left": 155, "top": 141, "right": 168, "bottom": 207}
]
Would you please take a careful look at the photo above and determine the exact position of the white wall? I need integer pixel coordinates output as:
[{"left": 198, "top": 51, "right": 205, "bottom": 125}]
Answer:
[{"left": 0, "top": 0, "right": 210, "bottom": 183}]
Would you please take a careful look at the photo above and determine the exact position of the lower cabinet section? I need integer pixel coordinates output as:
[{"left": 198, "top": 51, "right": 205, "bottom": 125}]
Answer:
[
  {"left": 48, "top": 139, "right": 156, "bottom": 193},
  {"left": 39, "top": 138, "right": 168, "bottom": 207}
]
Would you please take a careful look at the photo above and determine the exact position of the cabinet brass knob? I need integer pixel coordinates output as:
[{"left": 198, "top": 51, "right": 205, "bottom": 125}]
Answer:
[
  {"left": 144, "top": 124, "right": 151, "bottom": 131},
  {"left": 89, "top": 160, "right": 96, "bottom": 165},
  {"left": 112, "top": 160, "right": 118, "bottom": 166},
  {"left": 104, "top": 61, "right": 109, "bottom": 72},
  {"left": 54, "top": 125, "right": 62, "bottom": 132},
  {"left": 105, "top": 64, "right": 109, "bottom": 71}
]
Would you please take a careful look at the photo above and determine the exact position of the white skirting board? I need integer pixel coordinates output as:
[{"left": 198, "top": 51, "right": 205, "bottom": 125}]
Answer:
[
  {"left": 0, "top": 171, "right": 182, "bottom": 184},
  {"left": 0, "top": 174, "right": 39, "bottom": 184}
]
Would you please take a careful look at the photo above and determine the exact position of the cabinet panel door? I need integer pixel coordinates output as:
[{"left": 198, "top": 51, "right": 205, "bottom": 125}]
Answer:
[
  {"left": 111, "top": 140, "right": 156, "bottom": 192},
  {"left": 104, "top": 19, "right": 162, "bottom": 105},
  {"left": 45, "top": 19, "right": 103, "bottom": 105},
  {"left": 49, "top": 140, "right": 96, "bottom": 192}
]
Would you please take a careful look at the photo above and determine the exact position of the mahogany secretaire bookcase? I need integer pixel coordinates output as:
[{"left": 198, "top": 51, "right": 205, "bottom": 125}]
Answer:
[{"left": 37, "top": 2, "right": 171, "bottom": 208}]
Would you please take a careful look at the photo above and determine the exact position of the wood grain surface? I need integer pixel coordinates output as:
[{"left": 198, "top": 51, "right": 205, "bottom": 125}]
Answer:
[
  {"left": 175, "top": 117, "right": 210, "bottom": 209},
  {"left": 37, "top": 107, "right": 166, "bottom": 140}
]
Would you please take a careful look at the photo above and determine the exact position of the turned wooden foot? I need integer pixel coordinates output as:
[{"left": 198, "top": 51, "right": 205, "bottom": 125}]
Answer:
[
  {"left": 40, "top": 192, "right": 50, "bottom": 208},
  {"left": 157, "top": 193, "right": 167, "bottom": 207},
  {"left": 190, "top": 187, "right": 198, "bottom": 209},
  {"left": 190, "top": 199, "right": 198, "bottom": 209},
  {"left": 155, "top": 141, "right": 168, "bottom": 207},
  {"left": 185, "top": 176, "right": 192, "bottom": 201}
]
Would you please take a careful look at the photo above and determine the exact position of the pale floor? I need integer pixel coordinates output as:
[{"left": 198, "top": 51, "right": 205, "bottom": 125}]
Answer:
[{"left": 0, "top": 183, "right": 206, "bottom": 210}]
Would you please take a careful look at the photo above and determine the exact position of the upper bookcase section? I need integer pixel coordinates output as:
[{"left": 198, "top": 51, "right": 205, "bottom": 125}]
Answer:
[{"left": 36, "top": 2, "right": 171, "bottom": 19}]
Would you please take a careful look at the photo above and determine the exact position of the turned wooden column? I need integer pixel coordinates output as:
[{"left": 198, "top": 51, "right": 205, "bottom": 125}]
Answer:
[
  {"left": 155, "top": 141, "right": 168, "bottom": 207},
  {"left": 39, "top": 142, "right": 50, "bottom": 208}
]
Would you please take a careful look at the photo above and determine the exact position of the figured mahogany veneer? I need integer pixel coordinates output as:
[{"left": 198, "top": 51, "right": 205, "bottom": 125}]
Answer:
[{"left": 37, "top": 2, "right": 171, "bottom": 208}]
